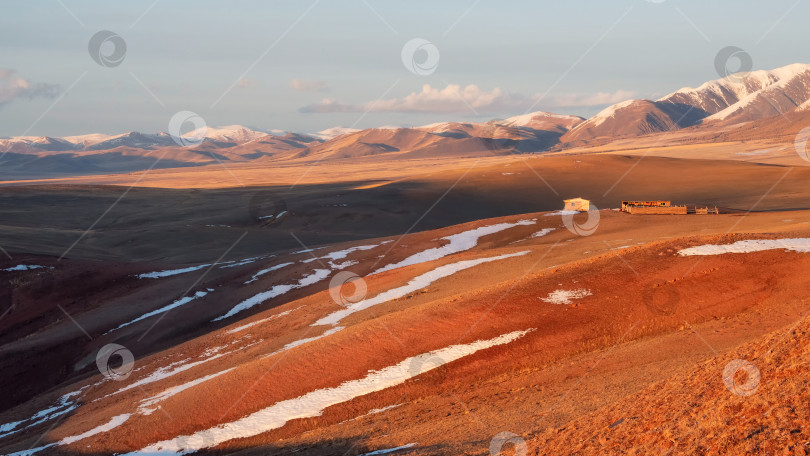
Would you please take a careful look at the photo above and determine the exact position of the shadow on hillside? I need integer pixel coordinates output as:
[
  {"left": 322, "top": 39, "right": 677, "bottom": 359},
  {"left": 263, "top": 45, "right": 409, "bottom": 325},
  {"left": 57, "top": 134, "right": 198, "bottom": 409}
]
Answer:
[{"left": 0, "top": 435, "right": 451, "bottom": 456}]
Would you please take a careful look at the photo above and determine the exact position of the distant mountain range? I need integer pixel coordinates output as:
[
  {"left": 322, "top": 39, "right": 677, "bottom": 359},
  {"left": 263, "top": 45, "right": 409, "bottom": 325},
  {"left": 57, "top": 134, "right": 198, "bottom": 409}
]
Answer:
[
  {"left": 3, "top": 63, "right": 810, "bottom": 179},
  {"left": 563, "top": 62, "right": 810, "bottom": 143},
  {"left": 0, "top": 126, "right": 319, "bottom": 154}
]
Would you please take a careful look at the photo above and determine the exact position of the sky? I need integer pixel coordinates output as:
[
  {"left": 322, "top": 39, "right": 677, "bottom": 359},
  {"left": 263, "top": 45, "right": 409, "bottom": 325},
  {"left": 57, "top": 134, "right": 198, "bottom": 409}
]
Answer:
[{"left": 1, "top": 0, "right": 809, "bottom": 137}]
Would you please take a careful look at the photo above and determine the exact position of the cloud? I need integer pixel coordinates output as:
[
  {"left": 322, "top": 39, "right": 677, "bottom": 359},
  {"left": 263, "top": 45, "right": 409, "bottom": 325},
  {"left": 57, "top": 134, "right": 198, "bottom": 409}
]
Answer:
[
  {"left": 300, "top": 84, "right": 527, "bottom": 114},
  {"left": 291, "top": 79, "right": 327, "bottom": 92},
  {"left": 0, "top": 69, "right": 60, "bottom": 109},
  {"left": 299, "top": 84, "right": 635, "bottom": 114}
]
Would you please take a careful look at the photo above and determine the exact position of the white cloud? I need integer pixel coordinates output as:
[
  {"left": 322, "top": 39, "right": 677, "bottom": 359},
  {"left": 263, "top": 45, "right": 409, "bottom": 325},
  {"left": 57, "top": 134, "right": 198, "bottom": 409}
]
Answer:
[
  {"left": 299, "top": 84, "right": 635, "bottom": 114},
  {"left": 291, "top": 79, "right": 327, "bottom": 92},
  {"left": 0, "top": 69, "right": 59, "bottom": 108}
]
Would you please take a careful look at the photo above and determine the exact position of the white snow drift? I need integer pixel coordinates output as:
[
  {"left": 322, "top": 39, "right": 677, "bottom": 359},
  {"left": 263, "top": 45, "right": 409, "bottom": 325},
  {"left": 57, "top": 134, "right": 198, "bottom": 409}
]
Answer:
[
  {"left": 316, "top": 251, "right": 530, "bottom": 326},
  {"left": 1, "top": 264, "right": 47, "bottom": 272},
  {"left": 8, "top": 414, "right": 131, "bottom": 456},
  {"left": 107, "top": 290, "right": 211, "bottom": 333},
  {"left": 541, "top": 289, "right": 592, "bottom": 305},
  {"left": 0, "top": 388, "right": 86, "bottom": 440},
  {"left": 678, "top": 238, "right": 810, "bottom": 256},
  {"left": 303, "top": 241, "right": 392, "bottom": 265},
  {"left": 226, "top": 305, "right": 304, "bottom": 334},
  {"left": 244, "top": 262, "right": 293, "bottom": 284},
  {"left": 374, "top": 220, "right": 535, "bottom": 274},
  {"left": 137, "top": 264, "right": 211, "bottom": 279},
  {"left": 214, "top": 269, "right": 331, "bottom": 321},
  {"left": 264, "top": 326, "right": 345, "bottom": 358},
  {"left": 123, "top": 329, "right": 533, "bottom": 455},
  {"left": 138, "top": 369, "right": 234, "bottom": 415}
]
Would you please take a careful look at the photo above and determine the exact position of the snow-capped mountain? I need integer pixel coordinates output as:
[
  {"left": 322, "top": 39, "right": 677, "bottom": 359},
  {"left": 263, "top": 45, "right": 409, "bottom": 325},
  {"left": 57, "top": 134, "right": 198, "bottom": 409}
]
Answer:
[
  {"left": 302, "top": 113, "right": 583, "bottom": 160},
  {"left": 498, "top": 111, "right": 584, "bottom": 133},
  {"left": 562, "top": 99, "right": 704, "bottom": 142},
  {"left": 309, "top": 127, "right": 361, "bottom": 141},
  {"left": 564, "top": 62, "right": 810, "bottom": 143},
  {"left": 61, "top": 133, "right": 114, "bottom": 148},
  {"left": 84, "top": 132, "right": 178, "bottom": 150},
  {"left": 182, "top": 125, "right": 272, "bottom": 144},
  {"left": 0, "top": 126, "right": 292, "bottom": 153},
  {"left": 661, "top": 63, "right": 810, "bottom": 120},
  {"left": 5, "top": 63, "right": 810, "bottom": 176},
  {"left": 0, "top": 136, "right": 78, "bottom": 152}
]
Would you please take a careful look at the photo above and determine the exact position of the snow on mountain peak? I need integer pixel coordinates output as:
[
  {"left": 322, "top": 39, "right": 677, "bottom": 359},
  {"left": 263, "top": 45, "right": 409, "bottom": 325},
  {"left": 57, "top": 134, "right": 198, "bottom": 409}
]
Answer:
[
  {"left": 658, "top": 63, "right": 810, "bottom": 119},
  {"left": 310, "top": 127, "right": 361, "bottom": 140},
  {"left": 577, "top": 99, "right": 638, "bottom": 130},
  {"left": 500, "top": 111, "right": 583, "bottom": 128},
  {"left": 182, "top": 125, "right": 268, "bottom": 143}
]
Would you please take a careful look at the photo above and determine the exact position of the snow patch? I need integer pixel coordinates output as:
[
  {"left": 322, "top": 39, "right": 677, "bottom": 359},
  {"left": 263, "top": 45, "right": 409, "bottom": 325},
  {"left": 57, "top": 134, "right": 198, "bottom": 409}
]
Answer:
[
  {"left": 678, "top": 238, "right": 810, "bottom": 256},
  {"left": 0, "top": 388, "right": 86, "bottom": 440},
  {"left": 218, "top": 256, "right": 272, "bottom": 269},
  {"left": 311, "top": 126, "right": 361, "bottom": 140},
  {"left": 137, "top": 264, "right": 210, "bottom": 279},
  {"left": 226, "top": 305, "right": 304, "bottom": 334},
  {"left": 122, "top": 329, "right": 533, "bottom": 455},
  {"left": 106, "top": 290, "right": 210, "bottom": 333},
  {"left": 8, "top": 414, "right": 131, "bottom": 456},
  {"left": 264, "top": 326, "right": 344, "bottom": 358},
  {"left": 302, "top": 241, "right": 391, "bottom": 264},
  {"left": 544, "top": 210, "right": 579, "bottom": 216},
  {"left": 317, "top": 251, "right": 530, "bottom": 326},
  {"left": 359, "top": 443, "right": 419, "bottom": 456},
  {"left": 582, "top": 99, "right": 636, "bottom": 129},
  {"left": 1, "top": 264, "right": 47, "bottom": 272},
  {"left": 245, "top": 262, "right": 294, "bottom": 284},
  {"left": 111, "top": 354, "right": 226, "bottom": 396},
  {"left": 214, "top": 269, "right": 331, "bottom": 321},
  {"left": 531, "top": 228, "right": 555, "bottom": 238},
  {"left": 374, "top": 220, "right": 535, "bottom": 274},
  {"left": 541, "top": 289, "right": 592, "bottom": 305},
  {"left": 138, "top": 369, "right": 234, "bottom": 415}
]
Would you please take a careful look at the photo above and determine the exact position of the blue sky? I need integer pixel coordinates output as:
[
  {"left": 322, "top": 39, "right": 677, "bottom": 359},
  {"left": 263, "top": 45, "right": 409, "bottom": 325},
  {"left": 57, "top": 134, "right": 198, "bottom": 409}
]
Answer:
[{"left": 1, "top": 0, "right": 808, "bottom": 137}]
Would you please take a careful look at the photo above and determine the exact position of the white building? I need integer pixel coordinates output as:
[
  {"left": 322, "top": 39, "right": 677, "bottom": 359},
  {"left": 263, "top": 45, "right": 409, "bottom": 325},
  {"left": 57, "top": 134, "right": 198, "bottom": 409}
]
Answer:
[{"left": 563, "top": 197, "right": 590, "bottom": 211}]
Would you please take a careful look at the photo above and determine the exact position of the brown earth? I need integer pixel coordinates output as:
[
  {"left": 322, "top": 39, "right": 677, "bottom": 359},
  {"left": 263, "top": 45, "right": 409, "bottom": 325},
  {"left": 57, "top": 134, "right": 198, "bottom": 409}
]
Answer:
[
  {"left": 2, "top": 208, "right": 810, "bottom": 455},
  {"left": 1, "top": 154, "right": 809, "bottom": 264}
]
